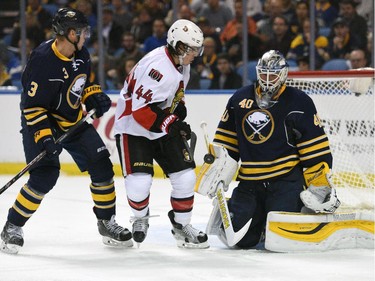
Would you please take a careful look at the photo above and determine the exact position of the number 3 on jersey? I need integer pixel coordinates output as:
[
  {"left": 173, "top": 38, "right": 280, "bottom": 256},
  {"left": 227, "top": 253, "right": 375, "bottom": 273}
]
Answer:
[{"left": 135, "top": 85, "right": 153, "bottom": 103}]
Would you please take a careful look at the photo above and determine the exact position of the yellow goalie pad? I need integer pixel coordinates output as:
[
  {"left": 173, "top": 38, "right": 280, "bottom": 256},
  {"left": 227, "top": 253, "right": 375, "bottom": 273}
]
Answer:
[{"left": 265, "top": 211, "right": 374, "bottom": 252}]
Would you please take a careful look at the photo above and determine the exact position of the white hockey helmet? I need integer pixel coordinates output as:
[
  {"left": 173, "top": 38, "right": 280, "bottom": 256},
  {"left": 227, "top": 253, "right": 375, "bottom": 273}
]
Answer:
[
  {"left": 255, "top": 50, "right": 289, "bottom": 109},
  {"left": 167, "top": 19, "right": 204, "bottom": 56}
]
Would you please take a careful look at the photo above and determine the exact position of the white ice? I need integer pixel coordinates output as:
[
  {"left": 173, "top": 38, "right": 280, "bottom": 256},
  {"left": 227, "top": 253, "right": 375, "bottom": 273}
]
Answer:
[{"left": 0, "top": 175, "right": 373, "bottom": 281}]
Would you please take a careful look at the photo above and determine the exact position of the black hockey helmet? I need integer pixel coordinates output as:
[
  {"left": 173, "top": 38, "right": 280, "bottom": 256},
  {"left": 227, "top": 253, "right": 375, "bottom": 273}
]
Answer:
[{"left": 52, "top": 8, "right": 89, "bottom": 37}]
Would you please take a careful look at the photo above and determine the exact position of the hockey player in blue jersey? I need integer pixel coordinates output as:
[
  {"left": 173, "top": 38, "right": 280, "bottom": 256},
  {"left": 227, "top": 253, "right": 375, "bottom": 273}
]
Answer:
[
  {"left": 0, "top": 8, "right": 133, "bottom": 254},
  {"left": 195, "top": 50, "right": 341, "bottom": 249}
]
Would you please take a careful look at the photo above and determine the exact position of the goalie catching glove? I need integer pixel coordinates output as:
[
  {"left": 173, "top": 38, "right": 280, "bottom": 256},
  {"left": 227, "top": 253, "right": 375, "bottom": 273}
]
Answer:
[
  {"left": 82, "top": 84, "right": 111, "bottom": 118},
  {"left": 195, "top": 143, "right": 238, "bottom": 199},
  {"left": 300, "top": 162, "right": 341, "bottom": 213}
]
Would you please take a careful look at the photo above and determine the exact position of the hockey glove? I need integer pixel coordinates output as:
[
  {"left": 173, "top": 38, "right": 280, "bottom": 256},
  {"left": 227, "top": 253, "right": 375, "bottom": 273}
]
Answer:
[
  {"left": 35, "top": 132, "right": 62, "bottom": 158},
  {"left": 300, "top": 162, "right": 341, "bottom": 213},
  {"left": 83, "top": 84, "right": 111, "bottom": 118},
  {"left": 160, "top": 114, "right": 191, "bottom": 140},
  {"left": 173, "top": 102, "right": 187, "bottom": 121}
]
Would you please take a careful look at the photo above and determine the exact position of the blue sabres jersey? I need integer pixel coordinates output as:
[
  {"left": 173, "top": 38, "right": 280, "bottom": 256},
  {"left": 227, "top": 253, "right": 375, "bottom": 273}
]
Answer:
[
  {"left": 20, "top": 39, "right": 91, "bottom": 135},
  {"left": 213, "top": 84, "right": 332, "bottom": 181}
]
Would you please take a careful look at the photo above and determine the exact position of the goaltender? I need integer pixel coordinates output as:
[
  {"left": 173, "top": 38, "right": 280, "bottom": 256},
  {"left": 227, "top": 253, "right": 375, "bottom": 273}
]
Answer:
[{"left": 195, "top": 50, "right": 341, "bottom": 249}]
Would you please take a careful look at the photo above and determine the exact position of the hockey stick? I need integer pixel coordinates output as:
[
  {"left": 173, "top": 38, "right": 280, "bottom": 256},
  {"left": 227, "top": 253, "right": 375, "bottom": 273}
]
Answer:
[
  {"left": 200, "top": 121, "right": 251, "bottom": 246},
  {"left": 0, "top": 109, "right": 96, "bottom": 195}
]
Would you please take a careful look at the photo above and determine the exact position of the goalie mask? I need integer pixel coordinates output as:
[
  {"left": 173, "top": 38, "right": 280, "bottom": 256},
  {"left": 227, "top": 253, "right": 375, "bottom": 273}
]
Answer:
[
  {"left": 167, "top": 19, "right": 204, "bottom": 64},
  {"left": 255, "top": 50, "right": 289, "bottom": 109}
]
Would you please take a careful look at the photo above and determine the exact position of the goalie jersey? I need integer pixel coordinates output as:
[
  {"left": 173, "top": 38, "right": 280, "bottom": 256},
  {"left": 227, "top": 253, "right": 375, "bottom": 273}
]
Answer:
[
  {"left": 213, "top": 84, "right": 333, "bottom": 181},
  {"left": 20, "top": 39, "right": 91, "bottom": 135},
  {"left": 114, "top": 46, "right": 190, "bottom": 140}
]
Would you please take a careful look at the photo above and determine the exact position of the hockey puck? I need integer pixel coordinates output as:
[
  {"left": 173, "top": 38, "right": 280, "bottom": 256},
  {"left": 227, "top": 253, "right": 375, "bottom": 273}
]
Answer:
[{"left": 204, "top": 154, "right": 215, "bottom": 164}]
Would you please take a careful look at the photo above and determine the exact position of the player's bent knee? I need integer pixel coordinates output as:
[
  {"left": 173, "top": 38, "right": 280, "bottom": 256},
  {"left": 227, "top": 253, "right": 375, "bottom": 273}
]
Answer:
[
  {"left": 125, "top": 173, "right": 153, "bottom": 201},
  {"left": 88, "top": 156, "right": 114, "bottom": 183},
  {"left": 28, "top": 166, "right": 60, "bottom": 194},
  {"left": 169, "top": 168, "right": 196, "bottom": 192}
]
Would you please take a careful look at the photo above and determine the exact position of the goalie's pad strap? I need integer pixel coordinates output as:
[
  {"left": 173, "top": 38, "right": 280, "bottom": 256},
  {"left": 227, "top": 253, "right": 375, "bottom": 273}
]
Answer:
[{"left": 265, "top": 211, "right": 374, "bottom": 252}]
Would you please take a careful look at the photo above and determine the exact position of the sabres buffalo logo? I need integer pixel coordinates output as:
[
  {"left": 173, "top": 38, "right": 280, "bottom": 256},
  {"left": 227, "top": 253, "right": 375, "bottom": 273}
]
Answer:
[
  {"left": 242, "top": 110, "right": 274, "bottom": 144},
  {"left": 67, "top": 74, "right": 87, "bottom": 109}
]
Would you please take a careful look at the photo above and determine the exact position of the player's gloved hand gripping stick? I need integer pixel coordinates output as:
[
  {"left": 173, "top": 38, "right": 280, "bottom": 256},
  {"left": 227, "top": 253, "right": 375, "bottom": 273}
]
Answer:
[{"left": 0, "top": 109, "right": 96, "bottom": 195}]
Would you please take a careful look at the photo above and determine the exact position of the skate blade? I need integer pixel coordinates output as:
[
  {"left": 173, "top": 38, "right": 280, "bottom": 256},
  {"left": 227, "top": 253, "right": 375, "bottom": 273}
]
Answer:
[
  {"left": 176, "top": 240, "right": 210, "bottom": 249},
  {"left": 0, "top": 241, "right": 21, "bottom": 254},
  {"left": 102, "top": 237, "right": 134, "bottom": 248}
]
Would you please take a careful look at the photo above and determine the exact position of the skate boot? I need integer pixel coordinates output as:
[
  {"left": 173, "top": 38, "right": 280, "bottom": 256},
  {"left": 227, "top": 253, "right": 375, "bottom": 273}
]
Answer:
[
  {"left": 1, "top": 221, "right": 24, "bottom": 254},
  {"left": 130, "top": 212, "right": 150, "bottom": 245},
  {"left": 168, "top": 210, "right": 209, "bottom": 249},
  {"left": 97, "top": 215, "right": 133, "bottom": 247}
]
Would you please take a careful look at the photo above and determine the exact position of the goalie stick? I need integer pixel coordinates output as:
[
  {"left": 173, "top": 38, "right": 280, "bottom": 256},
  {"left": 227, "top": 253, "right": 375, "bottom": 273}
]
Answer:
[
  {"left": 200, "top": 121, "right": 251, "bottom": 246},
  {"left": 0, "top": 109, "right": 96, "bottom": 195}
]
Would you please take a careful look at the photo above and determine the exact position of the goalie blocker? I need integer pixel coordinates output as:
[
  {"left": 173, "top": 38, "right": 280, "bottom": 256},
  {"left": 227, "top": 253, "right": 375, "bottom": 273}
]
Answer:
[{"left": 265, "top": 211, "right": 374, "bottom": 252}]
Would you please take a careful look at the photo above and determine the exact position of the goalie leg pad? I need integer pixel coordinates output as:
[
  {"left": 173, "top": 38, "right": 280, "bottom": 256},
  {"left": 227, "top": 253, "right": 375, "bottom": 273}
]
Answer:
[
  {"left": 194, "top": 144, "right": 238, "bottom": 198},
  {"left": 265, "top": 211, "right": 375, "bottom": 252}
]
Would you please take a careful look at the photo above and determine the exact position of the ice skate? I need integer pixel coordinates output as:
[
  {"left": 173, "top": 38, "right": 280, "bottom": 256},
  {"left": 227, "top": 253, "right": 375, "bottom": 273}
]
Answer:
[
  {"left": 1, "top": 221, "right": 24, "bottom": 254},
  {"left": 168, "top": 210, "right": 209, "bottom": 249},
  {"left": 97, "top": 215, "right": 133, "bottom": 247},
  {"left": 130, "top": 212, "right": 150, "bottom": 247}
]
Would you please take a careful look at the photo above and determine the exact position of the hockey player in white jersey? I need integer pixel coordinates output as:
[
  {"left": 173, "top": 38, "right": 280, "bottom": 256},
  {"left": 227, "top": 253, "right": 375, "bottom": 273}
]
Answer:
[{"left": 114, "top": 19, "right": 209, "bottom": 249}]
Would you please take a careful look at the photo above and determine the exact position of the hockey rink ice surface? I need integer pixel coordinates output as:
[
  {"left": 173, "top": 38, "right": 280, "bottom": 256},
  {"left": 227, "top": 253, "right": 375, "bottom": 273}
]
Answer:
[{"left": 0, "top": 175, "right": 373, "bottom": 281}]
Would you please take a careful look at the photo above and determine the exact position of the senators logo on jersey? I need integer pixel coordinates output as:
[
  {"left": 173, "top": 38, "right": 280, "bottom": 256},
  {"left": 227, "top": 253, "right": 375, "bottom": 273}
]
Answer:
[
  {"left": 242, "top": 110, "right": 274, "bottom": 144},
  {"left": 148, "top": 68, "right": 163, "bottom": 82}
]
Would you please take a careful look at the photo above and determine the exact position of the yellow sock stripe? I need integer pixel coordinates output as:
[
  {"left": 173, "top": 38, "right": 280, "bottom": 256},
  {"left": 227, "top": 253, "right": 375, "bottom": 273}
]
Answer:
[{"left": 12, "top": 204, "right": 33, "bottom": 218}]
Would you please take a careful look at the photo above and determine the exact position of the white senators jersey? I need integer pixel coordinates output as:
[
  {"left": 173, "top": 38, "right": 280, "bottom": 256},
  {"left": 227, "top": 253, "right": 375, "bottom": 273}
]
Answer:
[{"left": 114, "top": 46, "right": 190, "bottom": 140}]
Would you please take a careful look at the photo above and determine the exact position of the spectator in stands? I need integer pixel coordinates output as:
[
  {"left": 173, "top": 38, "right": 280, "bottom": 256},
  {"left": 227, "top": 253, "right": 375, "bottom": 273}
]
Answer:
[
  {"left": 327, "top": 17, "right": 361, "bottom": 60},
  {"left": 10, "top": 13, "right": 46, "bottom": 49},
  {"left": 296, "top": 54, "right": 310, "bottom": 71},
  {"left": 348, "top": 48, "right": 368, "bottom": 69},
  {"left": 287, "top": 18, "right": 329, "bottom": 69},
  {"left": 290, "top": 0, "right": 309, "bottom": 35},
  {"left": 27, "top": 0, "right": 53, "bottom": 33},
  {"left": 225, "top": 21, "right": 264, "bottom": 67},
  {"left": 265, "top": 15, "right": 295, "bottom": 57},
  {"left": 196, "top": 16, "right": 222, "bottom": 53},
  {"left": 339, "top": 0, "right": 368, "bottom": 50},
  {"left": 108, "top": 56, "right": 138, "bottom": 90},
  {"left": 165, "top": 1, "right": 195, "bottom": 26},
  {"left": 0, "top": 60, "right": 12, "bottom": 87},
  {"left": 101, "top": 6, "right": 124, "bottom": 56},
  {"left": 245, "top": 0, "right": 263, "bottom": 20},
  {"left": 209, "top": 53, "right": 242, "bottom": 90},
  {"left": 130, "top": 8, "right": 153, "bottom": 44},
  {"left": 75, "top": 0, "right": 97, "bottom": 31},
  {"left": 220, "top": 0, "right": 257, "bottom": 46},
  {"left": 194, "top": 37, "right": 220, "bottom": 85},
  {"left": 197, "top": 0, "right": 233, "bottom": 33},
  {"left": 257, "top": 0, "right": 286, "bottom": 43},
  {"left": 111, "top": 0, "right": 133, "bottom": 32},
  {"left": 143, "top": 0, "right": 169, "bottom": 21},
  {"left": 118, "top": 31, "right": 144, "bottom": 62},
  {"left": 143, "top": 18, "right": 167, "bottom": 54},
  {"left": 315, "top": 0, "right": 339, "bottom": 29}
]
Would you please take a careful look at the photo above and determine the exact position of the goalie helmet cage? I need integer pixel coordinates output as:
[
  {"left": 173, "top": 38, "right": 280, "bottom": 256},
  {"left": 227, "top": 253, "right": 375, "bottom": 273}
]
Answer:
[{"left": 286, "top": 69, "right": 374, "bottom": 211}]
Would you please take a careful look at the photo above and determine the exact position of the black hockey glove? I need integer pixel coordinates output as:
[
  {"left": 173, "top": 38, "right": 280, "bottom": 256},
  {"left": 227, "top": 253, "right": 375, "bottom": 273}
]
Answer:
[
  {"left": 169, "top": 120, "right": 192, "bottom": 140},
  {"left": 83, "top": 84, "right": 111, "bottom": 118},
  {"left": 173, "top": 102, "right": 187, "bottom": 121},
  {"left": 36, "top": 135, "right": 62, "bottom": 158},
  {"left": 84, "top": 93, "right": 111, "bottom": 118}
]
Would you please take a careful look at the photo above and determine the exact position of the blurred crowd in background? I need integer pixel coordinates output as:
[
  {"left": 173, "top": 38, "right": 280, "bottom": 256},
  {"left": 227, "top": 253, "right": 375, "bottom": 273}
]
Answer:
[{"left": 0, "top": 0, "right": 373, "bottom": 90}]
